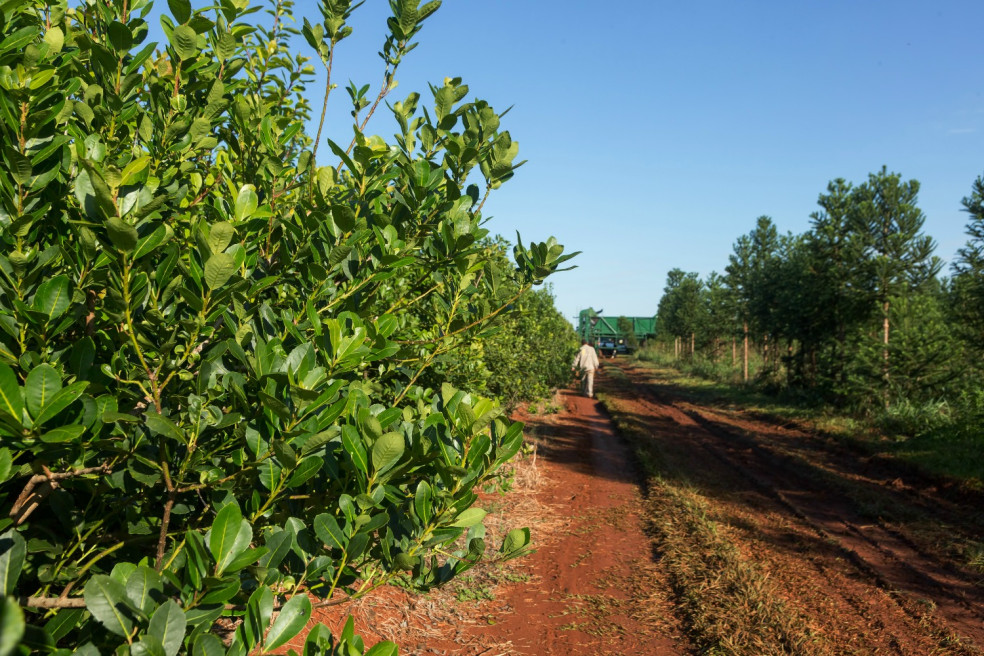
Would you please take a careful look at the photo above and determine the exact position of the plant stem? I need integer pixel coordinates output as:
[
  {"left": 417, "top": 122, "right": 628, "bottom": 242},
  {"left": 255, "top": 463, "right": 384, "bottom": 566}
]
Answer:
[{"left": 312, "top": 42, "right": 337, "bottom": 160}]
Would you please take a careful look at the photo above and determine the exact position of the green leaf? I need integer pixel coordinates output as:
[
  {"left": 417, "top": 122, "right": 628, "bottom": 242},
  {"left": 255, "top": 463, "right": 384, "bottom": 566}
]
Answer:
[
  {"left": 257, "top": 459, "right": 282, "bottom": 491},
  {"left": 125, "top": 566, "right": 163, "bottom": 615},
  {"left": 272, "top": 440, "right": 296, "bottom": 468},
  {"left": 24, "top": 365, "right": 61, "bottom": 420},
  {"left": 331, "top": 205, "right": 356, "bottom": 232},
  {"left": 234, "top": 184, "right": 258, "bottom": 221},
  {"left": 371, "top": 431, "right": 404, "bottom": 475},
  {"left": 327, "top": 138, "right": 359, "bottom": 174},
  {"left": 0, "top": 530, "right": 26, "bottom": 596},
  {"left": 245, "top": 586, "right": 273, "bottom": 647},
  {"left": 208, "top": 222, "right": 235, "bottom": 253},
  {"left": 0, "top": 449, "right": 10, "bottom": 484},
  {"left": 258, "top": 390, "right": 291, "bottom": 421},
  {"left": 285, "top": 455, "right": 322, "bottom": 488},
  {"left": 216, "top": 32, "right": 236, "bottom": 61},
  {"left": 107, "top": 217, "right": 139, "bottom": 251},
  {"left": 375, "top": 314, "right": 398, "bottom": 338},
  {"left": 365, "top": 642, "right": 398, "bottom": 656},
  {"left": 43, "top": 27, "right": 65, "bottom": 54},
  {"left": 84, "top": 574, "right": 134, "bottom": 636},
  {"left": 0, "top": 27, "right": 34, "bottom": 55},
  {"left": 313, "top": 513, "right": 346, "bottom": 550},
  {"left": 501, "top": 527, "right": 530, "bottom": 555},
  {"left": 413, "top": 480, "right": 432, "bottom": 524},
  {"left": 134, "top": 224, "right": 173, "bottom": 259},
  {"left": 204, "top": 253, "right": 236, "bottom": 289},
  {"left": 341, "top": 425, "right": 367, "bottom": 475},
  {"left": 107, "top": 21, "right": 133, "bottom": 51},
  {"left": 148, "top": 600, "right": 186, "bottom": 656},
  {"left": 171, "top": 25, "right": 199, "bottom": 60},
  {"left": 450, "top": 507, "right": 486, "bottom": 528},
  {"left": 168, "top": 0, "right": 192, "bottom": 23},
  {"left": 33, "top": 275, "right": 70, "bottom": 321},
  {"left": 0, "top": 597, "right": 24, "bottom": 656},
  {"left": 262, "top": 593, "right": 311, "bottom": 652},
  {"left": 221, "top": 546, "right": 266, "bottom": 573},
  {"left": 191, "top": 634, "right": 225, "bottom": 656},
  {"left": 346, "top": 532, "right": 369, "bottom": 560},
  {"left": 198, "top": 575, "right": 241, "bottom": 604},
  {"left": 210, "top": 504, "right": 251, "bottom": 575},
  {"left": 44, "top": 608, "right": 84, "bottom": 642},
  {"left": 120, "top": 156, "right": 151, "bottom": 186},
  {"left": 9, "top": 152, "right": 31, "bottom": 186},
  {"left": 39, "top": 424, "right": 85, "bottom": 443},
  {"left": 209, "top": 503, "right": 241, "bottom": 562},
  {"left": 131, "top": 636, "right": 166, "bottom": 656},
  {"left": 145, "top": 412, "right": 186, "bottom": 444},
  {"left": 33, "top": 381, "right": 87, "bottom": 427},
  {"left": 103, "top": 410, "right": 140, "bottom": 423},
  {"left": 328, "top": 242, "right": 353, "bottom": 268},
  {"left": 0, "top": 365, "right": 23, "bottom": 424}
]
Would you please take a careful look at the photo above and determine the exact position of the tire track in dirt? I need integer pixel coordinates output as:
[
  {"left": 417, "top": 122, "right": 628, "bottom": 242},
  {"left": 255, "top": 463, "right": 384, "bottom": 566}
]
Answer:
[
  {"left": 615, "top": 361, "right": 984, "bottom": 653},
  {"left": 687, "top": 399, "right": 984, "bottom": 572},
  {"left": 460, "top": 389, "right": 688, "bottom": 655}
]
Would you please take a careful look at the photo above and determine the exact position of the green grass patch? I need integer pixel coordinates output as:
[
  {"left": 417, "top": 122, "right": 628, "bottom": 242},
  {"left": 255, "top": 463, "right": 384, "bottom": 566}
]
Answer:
[{"left": 629, "top": 357, "right": 984, "bottom": 487}]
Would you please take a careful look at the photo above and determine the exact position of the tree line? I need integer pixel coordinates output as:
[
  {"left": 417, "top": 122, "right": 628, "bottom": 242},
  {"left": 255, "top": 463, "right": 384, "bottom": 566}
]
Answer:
[{"left": 654, "top": 167, "right": 984, "bottom": 420}]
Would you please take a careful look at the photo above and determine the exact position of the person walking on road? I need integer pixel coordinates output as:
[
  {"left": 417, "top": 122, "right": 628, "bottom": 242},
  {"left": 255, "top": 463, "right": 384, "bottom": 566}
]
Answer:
[{"left": 572, "top": 339, "right": 601, "bottom": 398}]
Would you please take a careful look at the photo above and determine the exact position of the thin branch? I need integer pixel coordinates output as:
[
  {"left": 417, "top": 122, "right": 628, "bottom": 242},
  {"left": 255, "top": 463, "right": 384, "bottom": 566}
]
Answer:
[
  {"left": 156, "top": 451, "right": 177, "bottom": 572},
  {"left": 396, "top": 288, "right": 527, "bottom": 346},
  {"left": 21, "top": 597, "right": 86, "bottom": 609},
  {"left": 10, "top": 464, "right": 113, "bottom": 526},
  {"left": 474, "top": 184, "right": 492, "bottom": 214},
  {"left": 342, "top": 69, "right": 392, "bottom": 161},
  {"left": 187, "top": 172, "right": 223, "bottom": 209},
  {"left": 312, "top": 44, "right": 337, "bottom": 160}
]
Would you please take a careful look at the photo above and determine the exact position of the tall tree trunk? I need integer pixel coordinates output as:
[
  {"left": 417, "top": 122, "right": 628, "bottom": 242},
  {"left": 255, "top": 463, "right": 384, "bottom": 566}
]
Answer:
[
  {"left": 836, "top": 321, "right": 847, "bottom": 394},
  {"left": 732, "top": 337, "right": 736, "bottom": 366},
  {"left": 690, "top": 332, "right": 695, "bottom": 357},
  {"left": 787, "top": 341, "right": 794, "bottom": 386},
  {"left": 743, "top": 322, "right": 749, "bottom": 382},
  {"left": 883, "top": 300, "right": 890, "bottom": 407}
]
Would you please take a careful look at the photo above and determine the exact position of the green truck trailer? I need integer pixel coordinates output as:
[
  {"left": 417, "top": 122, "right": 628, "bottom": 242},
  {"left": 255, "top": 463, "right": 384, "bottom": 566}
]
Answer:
[{"left": 576, "top": 308, "right": 657, "bottom": 356}]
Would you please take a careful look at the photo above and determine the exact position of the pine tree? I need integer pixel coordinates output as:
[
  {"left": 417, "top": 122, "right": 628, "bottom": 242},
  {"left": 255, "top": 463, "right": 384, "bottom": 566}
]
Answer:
[
  {"left": 725, "top": 216, "right": 779, "bottom": 380},
  {"left": 951, "top": 174, "right": 984, "bottom": 346},
  {"left": 804, "top": 179, "right": 873, "bottom": 396},
  {"left": 657, "top": 269, "right": 706, "bottom": 357},
  {"left": 853, "top": 167, "right": 940, "bottom": 404}
]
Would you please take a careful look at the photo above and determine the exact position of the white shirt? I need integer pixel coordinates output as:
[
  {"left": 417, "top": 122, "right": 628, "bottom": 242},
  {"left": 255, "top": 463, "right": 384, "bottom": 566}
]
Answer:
[{"left": 573, "top": 344, "right": 600, "bottom": 372}]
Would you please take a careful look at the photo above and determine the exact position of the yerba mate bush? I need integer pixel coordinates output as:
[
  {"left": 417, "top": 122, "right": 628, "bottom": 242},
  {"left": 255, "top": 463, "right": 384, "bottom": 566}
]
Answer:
[{"left": 0, "top": 0, "right": 575, "bottom": 652}]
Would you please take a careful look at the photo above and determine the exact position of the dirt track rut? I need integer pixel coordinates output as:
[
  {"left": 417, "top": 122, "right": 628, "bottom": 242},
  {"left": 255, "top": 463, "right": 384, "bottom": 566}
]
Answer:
[{"left": 611, "top": 360, "right": 984, "bottom": 654}]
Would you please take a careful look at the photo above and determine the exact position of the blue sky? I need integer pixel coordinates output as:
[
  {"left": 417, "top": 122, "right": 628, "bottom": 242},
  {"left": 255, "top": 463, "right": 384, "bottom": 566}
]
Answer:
[{"left": 162, "top": 0, "right": 984, "bottom": 324}]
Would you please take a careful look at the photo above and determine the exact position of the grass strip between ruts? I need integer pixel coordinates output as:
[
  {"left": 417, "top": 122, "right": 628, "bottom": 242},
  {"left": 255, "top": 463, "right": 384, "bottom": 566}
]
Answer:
[{"left": 598, "top": 391, "right": 831, "bottom": 656}]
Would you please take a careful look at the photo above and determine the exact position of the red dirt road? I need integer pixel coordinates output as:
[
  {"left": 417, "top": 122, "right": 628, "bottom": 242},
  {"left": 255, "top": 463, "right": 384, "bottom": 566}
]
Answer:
[{"left": 462, "top": 390, "right": 684, "bottom": 655}]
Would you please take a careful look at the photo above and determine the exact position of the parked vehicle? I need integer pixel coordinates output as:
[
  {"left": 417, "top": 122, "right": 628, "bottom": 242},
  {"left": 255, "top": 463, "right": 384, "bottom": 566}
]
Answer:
[{"left": 577, "top": 308, "right": 656, "bottom": 355}]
